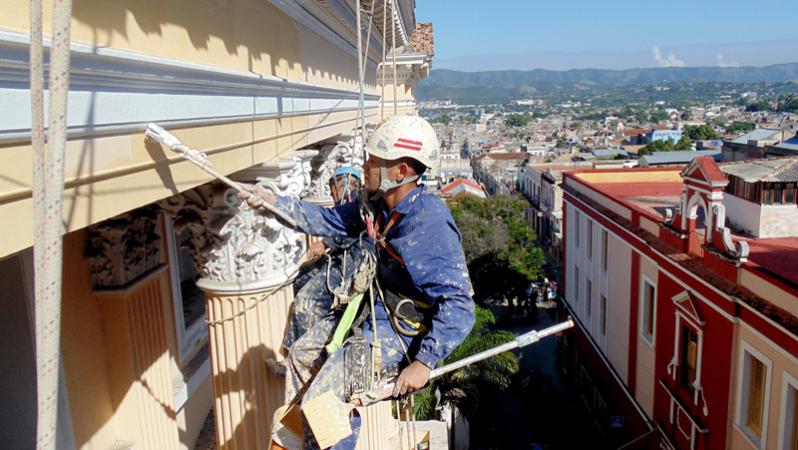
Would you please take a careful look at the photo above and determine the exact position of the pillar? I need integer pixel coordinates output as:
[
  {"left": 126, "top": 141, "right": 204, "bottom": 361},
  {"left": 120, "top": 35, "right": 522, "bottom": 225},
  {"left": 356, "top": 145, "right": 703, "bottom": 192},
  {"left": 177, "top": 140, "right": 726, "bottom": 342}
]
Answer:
[{"left": 197, "top": 154, "right": 313, "bottom": 450}]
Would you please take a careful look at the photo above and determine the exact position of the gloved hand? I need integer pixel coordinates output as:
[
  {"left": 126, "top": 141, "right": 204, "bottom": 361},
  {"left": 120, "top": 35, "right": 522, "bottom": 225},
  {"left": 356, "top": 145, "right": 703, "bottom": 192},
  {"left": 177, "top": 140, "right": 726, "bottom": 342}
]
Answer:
[
  {"left": 238, "top": 183, "right": 276, "bottom": 211},
  {"left": 392, "top": 360, "right": 431, "bottom": 397}
]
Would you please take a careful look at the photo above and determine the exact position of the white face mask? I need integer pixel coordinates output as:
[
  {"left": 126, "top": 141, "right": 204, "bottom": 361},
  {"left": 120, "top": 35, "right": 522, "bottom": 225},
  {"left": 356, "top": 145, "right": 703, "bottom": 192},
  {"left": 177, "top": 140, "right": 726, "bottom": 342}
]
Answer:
[{"left": 370, "top": 159, "right": 419, "bottom": 201}]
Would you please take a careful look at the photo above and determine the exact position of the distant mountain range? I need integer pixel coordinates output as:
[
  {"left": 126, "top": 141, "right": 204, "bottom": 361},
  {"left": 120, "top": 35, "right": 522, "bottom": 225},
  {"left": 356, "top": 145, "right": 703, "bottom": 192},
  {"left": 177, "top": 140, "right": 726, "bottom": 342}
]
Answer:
[{"left": 416, "top": 63, "right": 798, "bottom": 103}]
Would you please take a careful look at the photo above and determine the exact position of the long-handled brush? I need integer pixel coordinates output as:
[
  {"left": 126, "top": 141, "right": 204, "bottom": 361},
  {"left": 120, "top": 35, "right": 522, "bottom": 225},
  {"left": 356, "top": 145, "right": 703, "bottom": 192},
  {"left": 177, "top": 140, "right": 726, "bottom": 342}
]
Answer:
[{"left": 145, "top": 123, "right": 298, "bottom": 228}]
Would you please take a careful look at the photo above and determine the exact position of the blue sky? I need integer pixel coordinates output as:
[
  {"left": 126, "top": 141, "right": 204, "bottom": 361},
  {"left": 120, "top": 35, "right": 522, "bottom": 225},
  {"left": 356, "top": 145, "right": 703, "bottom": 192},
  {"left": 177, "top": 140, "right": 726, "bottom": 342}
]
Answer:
[{"left": 416, "top": 0, "right": 798, "bottom": 71}]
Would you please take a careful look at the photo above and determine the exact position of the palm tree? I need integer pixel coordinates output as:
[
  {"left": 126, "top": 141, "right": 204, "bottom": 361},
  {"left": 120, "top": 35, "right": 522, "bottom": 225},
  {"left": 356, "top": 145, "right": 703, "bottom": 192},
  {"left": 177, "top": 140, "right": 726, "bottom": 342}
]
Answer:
[{"left": 412, "top": 305, "right": 519, "bottom": 420}]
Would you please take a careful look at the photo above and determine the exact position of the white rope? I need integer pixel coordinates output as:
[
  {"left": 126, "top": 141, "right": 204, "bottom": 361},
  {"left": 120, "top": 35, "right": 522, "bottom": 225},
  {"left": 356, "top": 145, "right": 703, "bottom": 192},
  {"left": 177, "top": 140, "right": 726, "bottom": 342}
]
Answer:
[
  {"left": 33, "top": 0, "right": 72, "bottom": 448},
  {"left": 391, "top": 0, "right": 397, "bottom": 115},
  {"left": 355, "top": 0, "right": 366, "bottom": 142},
  {"left": 381, "top": 0, "right": 387, "bottom": 121}
]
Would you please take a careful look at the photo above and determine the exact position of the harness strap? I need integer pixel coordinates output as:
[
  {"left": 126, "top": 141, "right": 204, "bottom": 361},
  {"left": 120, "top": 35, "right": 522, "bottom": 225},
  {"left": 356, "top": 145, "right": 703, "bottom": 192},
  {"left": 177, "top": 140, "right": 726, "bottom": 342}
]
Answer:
[{"left": 375, "top": 210, "right": 405, "bottom": 265}]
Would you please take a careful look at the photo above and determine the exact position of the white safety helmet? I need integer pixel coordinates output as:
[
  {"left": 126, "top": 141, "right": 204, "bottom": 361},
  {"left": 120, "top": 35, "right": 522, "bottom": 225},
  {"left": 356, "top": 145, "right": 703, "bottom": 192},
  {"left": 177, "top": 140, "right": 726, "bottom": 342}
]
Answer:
[{"left": 364, "top": 114, "right": 439, "bottom": 198}]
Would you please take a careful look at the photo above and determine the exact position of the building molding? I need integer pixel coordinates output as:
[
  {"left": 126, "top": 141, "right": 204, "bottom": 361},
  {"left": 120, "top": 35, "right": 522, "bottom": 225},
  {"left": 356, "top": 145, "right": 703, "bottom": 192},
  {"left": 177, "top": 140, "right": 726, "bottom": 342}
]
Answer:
[
  {"left": 267, "top": 0, "right": 385, "bottom": 65},
  {"left": 0, "top": 30, "right": 380, "bottom": 143}
]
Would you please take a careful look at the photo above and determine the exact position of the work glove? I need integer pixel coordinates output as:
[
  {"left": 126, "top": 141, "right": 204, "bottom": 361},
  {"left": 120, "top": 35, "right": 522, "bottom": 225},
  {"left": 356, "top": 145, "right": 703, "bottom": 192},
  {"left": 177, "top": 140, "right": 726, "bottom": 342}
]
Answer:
[{"left": 238, "top": 183, "right": 276, "bottom": 211}]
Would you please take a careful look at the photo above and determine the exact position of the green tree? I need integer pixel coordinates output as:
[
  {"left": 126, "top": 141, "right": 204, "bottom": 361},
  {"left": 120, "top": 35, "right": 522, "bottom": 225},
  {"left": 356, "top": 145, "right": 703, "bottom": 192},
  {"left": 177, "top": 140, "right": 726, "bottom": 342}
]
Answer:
[
  {"left": 726, "top": 122, "right": 755, "bottom": 134},
  {"left": 674, "top": 134, "right": 693, "bottom": 150},
  {"left": 638, "top": 139, "right": 673, "bottom": 155},
  {"left": 649, "top": 110, "right": 669, "bottom": 123},
  {"left": 448, "top": 194, "right": 544, "bottom": 300},
  {"left": 777, "top": 94, "right": 798, "bottom": 113},
  {"left": 412, "top": 305, "right": 520, "bottom": 420},
  {"left": 683, "top": 124, "right": 719, "bottom": 141},
  {"left": 432, "top": 114, "right": 452, "bottom": 125},
  {"left": 504, "top": 113, "right": 531, "bottom": 127},
  {"left": 745, "top": 100, "right": 771, "bottom": 112}
]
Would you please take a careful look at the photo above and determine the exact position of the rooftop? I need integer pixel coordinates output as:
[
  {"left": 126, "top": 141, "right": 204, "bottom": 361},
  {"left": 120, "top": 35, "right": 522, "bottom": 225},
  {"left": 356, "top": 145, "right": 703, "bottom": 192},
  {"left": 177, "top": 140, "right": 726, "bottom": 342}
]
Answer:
[
  {"left": 720, "top": 158, "right": 798, "bottom": 182},
  {"left": 563, "top": 165, "right": 798, "bottom": 332},
  {"left": 730, "top": 128, "right": 783, "bottom": 144},
  {"left": 773, "top": 135, "right": 798, "bottom": 152},
  {"left": 639, "top": 149, "right": 721, "bottom": 166}
]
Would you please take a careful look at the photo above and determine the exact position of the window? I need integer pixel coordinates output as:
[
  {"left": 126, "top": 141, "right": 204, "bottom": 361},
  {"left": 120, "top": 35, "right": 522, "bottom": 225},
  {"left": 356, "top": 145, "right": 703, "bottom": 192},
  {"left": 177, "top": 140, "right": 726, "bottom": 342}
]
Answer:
[
  {"left": 781, "top": 376, "right": 798, "bottom": 450},
  {"left": 574, "top": 267, "right": 580, "bottom": 305},
  {"left": 601, "top": 229, "right": 608, "bottom": 272},
  {"left": 586, "top": 279, "right": 592, "bottom": 321},
  {"left": 680, "top": 326, "right": 698, "bottom": 394},
  {"left": 737, "top": 346, "right": 771, "bottom": 446},
  {"left": 641, "top": 278, "right": 656, "bottom": 345},
  {"left": 745, "top": 354, "right": 767, "bottom": 437},
  {"left": 165, "top": 216, "right": 209, "bottom": 363},
  {"left": 575, "top": 210, "right": 581, "bottom": 248},
  {"left": 775, "top": 184, "right": 784, "bottom": 204},
  {"left": 600, "top": 295, "right": 607, "bottom": 336},
  {"left": 786, "top": 184, "right": 796, "bottom": 204},
  {"left": 587, "top": 220, "right": 594, "bottom": 260}
]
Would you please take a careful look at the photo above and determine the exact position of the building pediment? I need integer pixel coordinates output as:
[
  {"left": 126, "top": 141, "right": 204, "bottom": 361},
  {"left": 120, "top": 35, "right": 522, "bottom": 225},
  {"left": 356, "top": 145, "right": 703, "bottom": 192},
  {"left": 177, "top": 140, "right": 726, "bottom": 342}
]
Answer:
[{"left": 672, "top": 291, "right": 705, "bottom": 327}]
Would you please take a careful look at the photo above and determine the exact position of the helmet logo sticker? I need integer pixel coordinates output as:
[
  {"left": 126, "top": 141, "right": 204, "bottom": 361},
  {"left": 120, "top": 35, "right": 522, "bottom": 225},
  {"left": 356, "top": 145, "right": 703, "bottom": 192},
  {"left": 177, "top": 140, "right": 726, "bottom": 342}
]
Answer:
[
  {"left": 377, "top": 139, "right": 388, "bottom": 151},
  {"left": 394, "top": 138, "right": 423, "bottom": 151}
]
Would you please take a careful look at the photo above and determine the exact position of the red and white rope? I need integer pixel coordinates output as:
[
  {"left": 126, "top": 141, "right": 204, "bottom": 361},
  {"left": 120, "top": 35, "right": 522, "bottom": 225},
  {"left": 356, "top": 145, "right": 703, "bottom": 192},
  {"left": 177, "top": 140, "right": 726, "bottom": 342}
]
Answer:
[{"left": 32, "top": 0, "right": 72, "bottom": 448}]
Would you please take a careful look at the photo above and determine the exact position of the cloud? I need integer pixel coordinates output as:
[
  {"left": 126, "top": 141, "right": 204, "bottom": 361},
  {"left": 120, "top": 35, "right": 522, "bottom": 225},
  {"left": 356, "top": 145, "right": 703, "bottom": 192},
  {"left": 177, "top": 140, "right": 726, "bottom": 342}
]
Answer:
[
  {"left": 716, "top": 53, "right": 740, "bottom": 68},
  {"left": 652, "top": 46, "right": 685, "bottom": 67}
]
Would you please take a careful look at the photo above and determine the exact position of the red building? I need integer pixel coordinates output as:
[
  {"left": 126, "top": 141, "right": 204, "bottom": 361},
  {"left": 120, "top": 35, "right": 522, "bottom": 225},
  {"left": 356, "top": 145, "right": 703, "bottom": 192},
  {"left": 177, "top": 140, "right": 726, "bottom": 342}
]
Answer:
[{"left": 560, "top": 158, "right": 798, "bottom": 450}]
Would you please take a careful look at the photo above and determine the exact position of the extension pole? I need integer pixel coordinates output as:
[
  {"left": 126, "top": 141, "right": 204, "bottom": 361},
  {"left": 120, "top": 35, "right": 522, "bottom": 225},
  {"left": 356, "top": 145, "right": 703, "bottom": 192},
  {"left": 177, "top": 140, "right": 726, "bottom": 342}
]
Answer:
[
  {"left": 144, "top": 123, "right": 298, "bottom": 228},
  {"left": 430, "top": 319, "right": 573, "bottom": 378},
  {"left": 353, "top": 319, "right": 575, "bottom": 406}
]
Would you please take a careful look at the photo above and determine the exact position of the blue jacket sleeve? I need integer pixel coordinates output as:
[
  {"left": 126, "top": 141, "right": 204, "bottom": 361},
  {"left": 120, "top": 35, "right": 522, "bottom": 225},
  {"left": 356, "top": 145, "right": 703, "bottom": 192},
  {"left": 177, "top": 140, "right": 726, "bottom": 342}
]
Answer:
[
  {"left": 273, "top": 194, "right": 364, "bottom": 238},
  {"left": 396, "top": 200, "right": 475, "bottom": 369}
]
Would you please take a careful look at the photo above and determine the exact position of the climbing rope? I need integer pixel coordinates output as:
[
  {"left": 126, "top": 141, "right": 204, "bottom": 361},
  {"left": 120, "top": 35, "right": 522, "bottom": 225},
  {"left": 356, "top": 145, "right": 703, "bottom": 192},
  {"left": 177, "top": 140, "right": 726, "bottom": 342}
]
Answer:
[
  {"left": 391, "top": 0, "right": 398, "bottom": 115},
  {"left": 32, "top": 0, "right": 73, "bottom": 448},
  {"left": 381, "top": 0, "right": 387, "bottom": 121}
]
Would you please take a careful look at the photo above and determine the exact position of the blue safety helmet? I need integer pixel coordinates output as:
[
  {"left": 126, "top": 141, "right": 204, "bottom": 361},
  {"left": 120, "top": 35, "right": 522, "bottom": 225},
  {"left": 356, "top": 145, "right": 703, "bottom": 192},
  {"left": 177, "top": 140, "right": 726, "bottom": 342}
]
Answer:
[{"left": 331, "top": 166, "right": 362, "bottom": 181}]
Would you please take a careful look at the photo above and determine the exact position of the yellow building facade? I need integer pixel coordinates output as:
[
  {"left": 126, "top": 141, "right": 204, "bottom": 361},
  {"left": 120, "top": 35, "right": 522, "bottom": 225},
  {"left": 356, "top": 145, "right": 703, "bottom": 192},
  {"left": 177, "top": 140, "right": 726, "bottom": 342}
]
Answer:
[{"left": 0, "top": 1, "right": 433, "bottom": 449}]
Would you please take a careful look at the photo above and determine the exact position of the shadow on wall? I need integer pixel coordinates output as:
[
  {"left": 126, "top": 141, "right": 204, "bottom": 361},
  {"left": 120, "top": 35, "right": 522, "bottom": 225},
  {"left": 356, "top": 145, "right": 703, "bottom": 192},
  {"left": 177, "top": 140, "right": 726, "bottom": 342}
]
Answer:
[{"left": 70, "top": 0, "right": 360, "bottom": 85}]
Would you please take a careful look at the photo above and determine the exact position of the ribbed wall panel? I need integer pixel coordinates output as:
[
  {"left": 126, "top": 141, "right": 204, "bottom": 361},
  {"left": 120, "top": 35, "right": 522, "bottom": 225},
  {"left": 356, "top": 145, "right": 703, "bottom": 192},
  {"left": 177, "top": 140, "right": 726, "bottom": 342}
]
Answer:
[
  {"left": 205, "top": 285, "right": 293, "bottom": 450},
  {"left": 127, "top": 274, "right": 180, "bottom": 449},
  {"left": 96, "top": 267, "right": 180, "bottom": 450}
]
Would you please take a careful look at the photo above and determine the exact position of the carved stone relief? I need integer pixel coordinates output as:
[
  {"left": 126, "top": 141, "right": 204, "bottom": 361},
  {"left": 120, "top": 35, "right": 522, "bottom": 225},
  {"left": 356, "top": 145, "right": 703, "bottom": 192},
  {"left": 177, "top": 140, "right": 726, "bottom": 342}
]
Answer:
[{"left": 85, "top": 205, "right": 162, "bottom": 289}]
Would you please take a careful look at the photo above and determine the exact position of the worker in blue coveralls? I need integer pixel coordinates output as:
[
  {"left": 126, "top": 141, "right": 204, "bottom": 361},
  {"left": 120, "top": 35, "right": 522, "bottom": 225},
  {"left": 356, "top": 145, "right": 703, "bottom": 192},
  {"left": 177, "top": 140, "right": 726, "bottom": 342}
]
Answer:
[
  {"left": 280, "top": 166, "right": 366, "bottom": 355},
  {"left": 244, "top": 114, "right": 475, "bottom": 450},
  {"left": 267, "top": 165, "right": 374, "bottom": 408}
]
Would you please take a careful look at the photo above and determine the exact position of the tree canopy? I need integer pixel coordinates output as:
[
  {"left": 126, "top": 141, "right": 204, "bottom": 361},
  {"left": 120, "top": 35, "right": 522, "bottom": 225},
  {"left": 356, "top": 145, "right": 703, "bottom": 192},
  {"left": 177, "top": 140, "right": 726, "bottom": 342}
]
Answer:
[
  {"left": 683, "top": 124, "right": 719, "bottom": 141},
  {"left": 504, "top": 113, "right": 532, "bottom": 127},
  {"left": 777, "top": 94, "right": 798, "bottom": 113},
  {"left": 638, "top": 134, "right": 693, "bottom": 155},
  {"left": 447, "top": 194, "right": 544, "bottom": 300}
]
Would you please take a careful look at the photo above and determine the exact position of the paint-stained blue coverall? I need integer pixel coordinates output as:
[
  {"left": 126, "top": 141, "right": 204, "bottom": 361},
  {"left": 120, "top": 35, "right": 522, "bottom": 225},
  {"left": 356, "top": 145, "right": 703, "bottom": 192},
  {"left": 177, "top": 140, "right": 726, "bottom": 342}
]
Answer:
[{"left": 274, "top": 185, "right": 475, "bottom": 450}]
